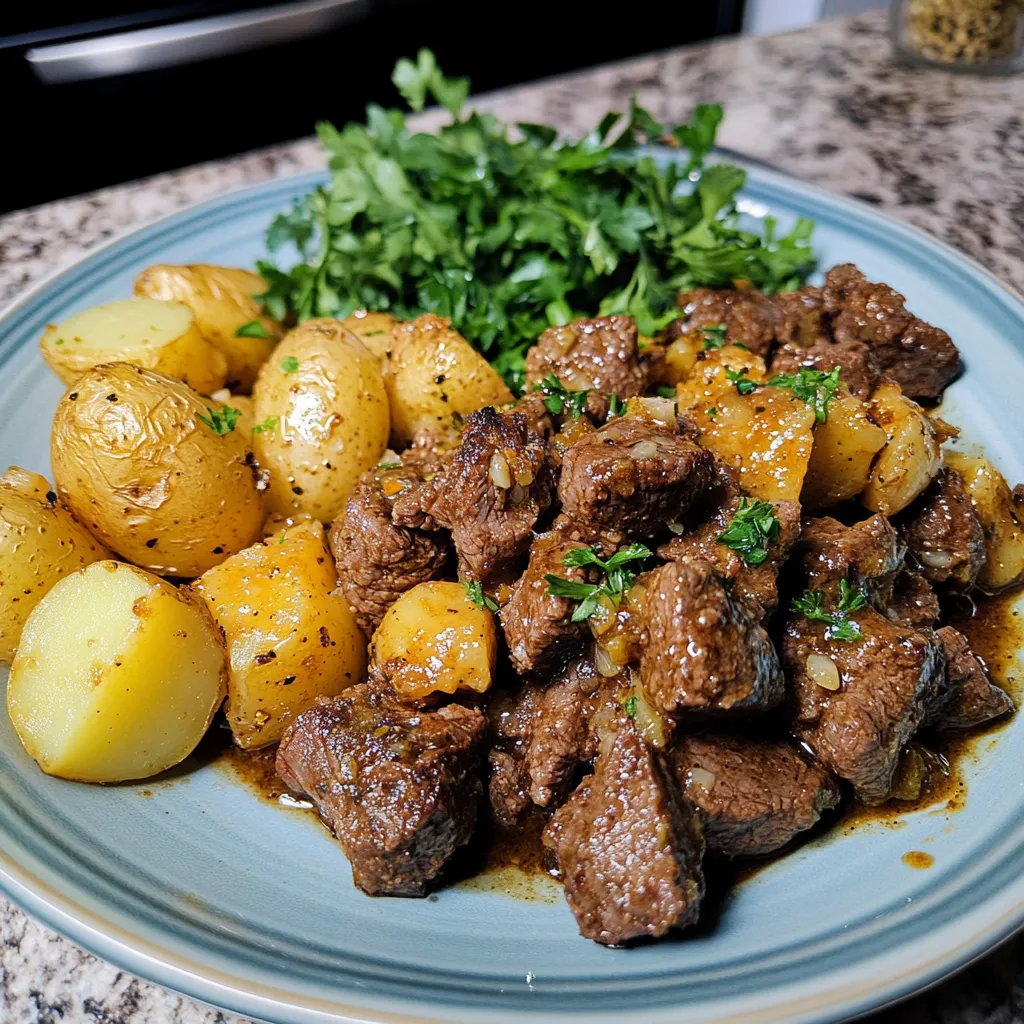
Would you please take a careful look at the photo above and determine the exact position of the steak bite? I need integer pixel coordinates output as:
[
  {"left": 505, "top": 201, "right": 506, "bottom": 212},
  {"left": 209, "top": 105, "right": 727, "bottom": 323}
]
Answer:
[
  {"left": 669, "top": 734, "right": 841, "bottom": 857},
  {"left": 769, "top": 285, "right": 828, "bottom": 348},
  {"left": 488, "top": 749, "right": 532, "bottom": 829},
  {"left": 500, "top": 533, "right": 593, "bottom": 675},
  {"left": 783, "top": 608, "right": 944, "bottom": 804},
  {"left": 330, "top": 462, "right": 448, "bottom": 637},
  {"left": 639, "top": 560, "right": 785, "bottom": 714},
  {"left": 902, "top": 469, "right": 986, "bottom": 592},
  {"left": 543, "top": 722, "right": 705, "bottom": 945},
  {"left": 770, "top": 339, "right": 881, "bottom": 398},
  {"left": 392, "top": 406, "right": 553, "bottom": 582},
  {"left": 276, "top": 685, "right": 487, "bottom": 896},
  {"left": 923, "top": 626, "right": 1013, "bottom": 731},
  {"left": 822, "top": 264, "right": 961, "bottom": 401},
  {"left": 525, "top": 316, "right": 648, "bottom": 422},
  {"left": 672, "top": 287, "right": 778, "bottom": 358},
  {"left": 889, "top": 571, "right": 941, "bottom": 628},
  {"left": 558, "top": 416, "right": 714, "bottom": 541}
]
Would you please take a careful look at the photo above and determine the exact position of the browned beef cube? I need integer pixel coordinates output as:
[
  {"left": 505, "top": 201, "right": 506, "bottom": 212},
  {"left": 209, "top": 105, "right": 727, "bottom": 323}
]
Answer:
[
  {"left": 784, "top": 608, "right": 944, "bottom": 804},
  {"left": 902, "top": 469, "right": 986, "bottom": 592},
  {"left": 673, "top": 287, "right": 777, "bottom": 358},
  {"left": 639, "top": 560, "right": 785, "bottom": 714},
  {"left": 924, "top": 626, "right": 1013, "bottom": 731},
  {"left": 500, "top": 533, "right": 592, "bottom": 675},
  {"left": 392, "top": 406, "right": 553, "bottom": 582},
  {"left": 822, "top": 264, "right": 960, "bottom": 401},
  {"left": 330, "top": 462, "right": 449, "bottom": 637},
  {"left": 800, "top": 513, "right": 905, "bottom": 607},
  {"left": 511, "top": 392, "right": 556, "bottom": 438},
  {"left": 543, "top": 722, "right": 705, "bottom": 945},
  {"left": 276, "top": 686, "right": 486, "bottom": 896},
  {"left": 658, "top": 495, "right": 802, "bottom": 617},
  {"left": 669, "top": 734, "right": 840, "bottom": 857},
  {"left": 770, "top": 286, "right": 828, "bottom": 347},
  {"left": 770, "top": 339, "right": 881, "bottom": 398},
  {"left": 488, "top": 749, "right": 532, "bottom": 829},
  {"left": 558, "top": 417, "right": 713, "bottom": 541},
  {"left": 525, "top": 316, "right": 647, "bottom": 422},
  {"left": 889, "top": 571, "right": 941, "bottom": 628}
]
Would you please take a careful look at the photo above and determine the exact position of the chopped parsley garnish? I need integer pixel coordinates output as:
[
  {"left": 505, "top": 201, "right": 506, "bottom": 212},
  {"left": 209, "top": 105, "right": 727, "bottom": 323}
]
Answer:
[
  {"left": 252, "top": 416, "right": 277, "bottom": 435},
  {"left": 463, "top": 580, "right": 499, "bottom": 612},
  {"left": 654, "top": 385, "right": 677, "bottom": 399},
  {"left": 701, "top": 323, "right": 728, "bottom": 349},
  {"left": 767, "top": 366, "right": 842, "bottom": 423},
  {"left": 725, "top": 367, "right": 759, "bottom": 395},
  {"left": 623, "top": 695, "right": 638, "bottom": 718},
  {"left": 196, "top": 406, "right": 241, "bottom": 436},
  {"left": 256, "top": 51, "right": 816, "bottom": 393},
  {"left": 377, "top": 460, "right": 401, "bottom": 470},
  {"left": 545, "top": 543, "right": 652, "bottom": 622},
  {"left": 533, "top": 374, "right": 589, "bottom": 418},
  {"left": 717, "top": 497, "right": 779, "bottom": 566},
  {"left": 705, "top": 406, "right": 719, "bottom": 418},
  {"left": 235, "top": 319, "right": 270, "bottom": 339},
  {"left": 791, "top": 580, "right": 867, "bottom": 642},
  {"left": 606, "top": 394, "right": 627, "bottom": 419},
  {"left": 280, "top": 355, "right": 300, "bottom": 374}
]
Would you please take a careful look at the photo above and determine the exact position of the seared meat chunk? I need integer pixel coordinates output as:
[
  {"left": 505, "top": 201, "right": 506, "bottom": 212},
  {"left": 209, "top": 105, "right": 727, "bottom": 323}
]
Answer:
[
  {"left": 330, "top": 463, "right": 448, "bottom": 637},
  {"left": 659, "top": 495, "right": 802, "bottom": 616},
  {"left": 923, "top": 626, "right": 1013, "bottom": 731},
  {"left": 525, "top": 316, "right": 647, "bottom": 422},
  {"left": 640, "top": 560, "right": 785, "bottom": 714},
  {"left": 784, "top": 609, "right": 944, "bottom": 804},
  {"left": 393, "top": 406, "right": 553, "bottom": 582},
  {"left": 889, "top": 571, "right": 941, "bottom": 628},
  {"left": 511, "top": 392, "right": 556, "bottom": 439},
  {"left": 501, "top": 533, "right": 592, "bottom": 675},
  {"left": 902, "top": 469, "right": 986, "bottom": 591},
  {"left": 769, "top": 286, "right": 828, "bottom": 347},
  {"left": 670, "top": 734, "right": 840, "bottom": 857},
  {"left": 543, "top": 722, "right": 704, "bottom": 945},
  {"left": 488, "top": 749, "right": 532, "bottom": 829},
  {"left": 276, "top": 686, "right": 486, "bottom": 896},
  {"left": 673, "top": 287, "right": 777, "bottom": 358},
  {"left": 770, "top": 339, "right": 880, "bottom": 398},
  {"left": 822, "top": 264, "right": 961, "bottom": 401},
  {"left": 558, "top": 416, "right": 713, "bottom": 541}
]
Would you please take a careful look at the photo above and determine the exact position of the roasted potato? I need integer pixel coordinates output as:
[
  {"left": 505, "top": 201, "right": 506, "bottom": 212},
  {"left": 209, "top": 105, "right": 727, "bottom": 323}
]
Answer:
[
  {"left": 0, "top": 467, "right": 109, "bottom": 663},
  {"left": 370, "top": 581, "right": 497, "bottom": 701},
  {"left": 341, "top": 311, "right": 399, "bottom": 364},
  {"left": 7, "top": 560, "right": 226, "bottom": 782},
  {"left": 134, "top": 264, "right": 283, "bottom": 392},
  {"left": 40, "top": 298, "right": 227, "bottom": 395},
  {"left": 252, "top": 319, "right": 390, "bottom": 522},
  {"left": 51, "top": 363, "right": 265, "bottom": 578},
  {"left": 861, "top": 381, "right": 942, "bottom": 515},
  {"left": 386, "top": 314, "right": 513, "bottom": 445},
  {"left": 675, "top": 347, "right": 815, "bottom": 501},
  {"left": 192, "top": 521, "right": 365, "bottom": 748},
  {"left": 801, "top": 395, "right": 888, "bottom": 509},
  {"left": 944, "top": 451, "right": 1024, "bottom": 593}
]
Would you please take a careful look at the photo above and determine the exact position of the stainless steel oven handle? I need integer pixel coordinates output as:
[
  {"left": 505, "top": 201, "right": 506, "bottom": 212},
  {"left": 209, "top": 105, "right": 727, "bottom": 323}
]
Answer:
[{"left": 26, "top": 0, "right": 366, "bottom": 84}]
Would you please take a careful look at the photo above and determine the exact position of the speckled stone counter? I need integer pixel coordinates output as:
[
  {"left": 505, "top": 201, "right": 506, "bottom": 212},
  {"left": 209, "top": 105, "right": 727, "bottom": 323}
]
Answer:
[{"left": 2, "top": 10, "right": 1024, "bottom": 1024}]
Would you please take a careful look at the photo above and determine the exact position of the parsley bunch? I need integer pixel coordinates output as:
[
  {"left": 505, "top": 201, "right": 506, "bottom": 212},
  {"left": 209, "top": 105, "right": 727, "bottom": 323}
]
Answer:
[
  {"left": 768, "top": 367, "right": 841, "bottom": 423},
  {"left": 791, "top": 580, "right": 868, "bottom": 642},
  {"left": 258, "top": 50, "right": 816, "bottom": 391},
  {"left": 717, "top": 498, "right": 780, "bottom": 566},
  {"left": 545, "top": 543, "right": 651, "bottom": 622}
]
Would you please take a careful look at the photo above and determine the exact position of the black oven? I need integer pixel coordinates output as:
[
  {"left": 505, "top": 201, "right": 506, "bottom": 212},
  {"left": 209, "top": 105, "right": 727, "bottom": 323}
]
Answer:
[{"left": 1, "top": 0, "right": 743, "bottom": 213}]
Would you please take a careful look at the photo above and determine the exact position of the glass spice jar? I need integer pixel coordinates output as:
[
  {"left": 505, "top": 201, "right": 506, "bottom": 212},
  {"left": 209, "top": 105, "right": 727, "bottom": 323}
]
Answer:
[{"left": 891, "top": 0, "right": 1024, "bottom": 73}]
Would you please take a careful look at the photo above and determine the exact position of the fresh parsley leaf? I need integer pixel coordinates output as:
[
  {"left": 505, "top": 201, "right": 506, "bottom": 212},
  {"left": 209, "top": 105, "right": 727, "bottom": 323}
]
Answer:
[
  {"left": 791, "top": 584, "right": 866, "bottom": 642},
  {"left": 767, "top": 367, "right": 842, "bottom": 423},
  {"left": 623, "top": 695, "right": 638, "bottom": 718},
  {"left": 607, "top": 394, "right": 627, "bottom": 419},
  {"left": 463, "top": 580, "right": 498, "bottom": 612},
  {"left": 790, "top": 589, "right": 833, "bottom": 624},
  {"left": 534, "top": 374, "right": 588, "bottom": 418},
  {"left": 377, "top": 460, "right": 401, "bottom": 470},
  {"left": 547, "top": 543, "right": 651, "bottom": 622},
  {"left": 701, "top": 324, "right": 728, "bottom": 349},
  {"left": 392, "top": 48, "right": 468, "bottom": 117},
  {"left": 196, "top": 406, "right": 241, "bottom": 436},
  {"left": 725, "top": 367, "right": 759, "bottom": 396},
  {"left": 280, "top": 356, "right": 299, "bottom": 374},
  {"left": 705, "top": 406, "right": 719, "bottom": 418},
  {"left": 837, "top": 578, "right": 868, "bottom": 615},
  {"left": 829, "top": 618, "right": 864, "bottom": 643},
  {"left": 235, "top": 320, "right": 270, "bottom": 339},
  {"left": 655, "top": 385, "right": 677, "bottom": 399},
  {"left": 252, "top": 416, "right": 277, "bottom": 435},
  {"left": 717, "top": 497, "right": 779, "bottom": 566}
]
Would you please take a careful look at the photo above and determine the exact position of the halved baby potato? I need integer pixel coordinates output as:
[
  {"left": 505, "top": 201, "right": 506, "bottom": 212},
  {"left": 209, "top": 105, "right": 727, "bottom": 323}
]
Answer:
[
  {"left": 7, "top": 560, "right": 226, "bottom": 783},
  {"left": 341, "top": 311, "right": 400, "bottom": 364},
  {"left": 40, "top": 298, "right": 228, "bottom": 395}
]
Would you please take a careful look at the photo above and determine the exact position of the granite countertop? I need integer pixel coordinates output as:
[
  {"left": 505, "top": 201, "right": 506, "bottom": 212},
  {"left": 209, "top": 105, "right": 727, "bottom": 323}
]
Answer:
[{"left": 2, "top": 10, "right": 1024, "bottom": 1023}]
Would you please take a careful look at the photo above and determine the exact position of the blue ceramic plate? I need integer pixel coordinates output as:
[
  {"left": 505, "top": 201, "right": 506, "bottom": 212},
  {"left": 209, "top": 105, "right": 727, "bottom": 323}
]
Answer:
[{"left": 3, "top": 159, "right": 1024, "bottom": 1024}]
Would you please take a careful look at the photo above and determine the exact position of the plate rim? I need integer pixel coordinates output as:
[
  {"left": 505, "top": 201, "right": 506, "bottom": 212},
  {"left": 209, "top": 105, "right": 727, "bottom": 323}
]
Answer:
[{"left": 2, "top": 155, "right": 1024, "bottom": 1024}]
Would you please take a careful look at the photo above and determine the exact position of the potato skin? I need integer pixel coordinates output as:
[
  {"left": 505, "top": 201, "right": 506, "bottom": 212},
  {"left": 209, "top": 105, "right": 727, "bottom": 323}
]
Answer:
[
  {"left": 386, "top": 314, "right": 513, "bottom": 445},
  {"left": 134, "top": 265, "right": 283, "bottom": 393},
  {"left": 51, "top": 363, "right": 266, "bottom": 578},
  {"left": 0, "top": 467, "right": 109, "bottom": 663},
  {"left": 7, "top": 560, "right": 226, "bottom": 783},
  {"left": 341, "top": 311, "right": 399, "bottom": 363},
  {"left": 252, "top": 319, "right": 390, "bottom": 522},
  {"left": 370, "top": 581, "right": 497, "bottom": 701},
  {"left": 191, "top": 520, "right": 366, "bottom": 748},
  {"left": 40, "top": 298, "right": 228, "bottom": 395}
]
